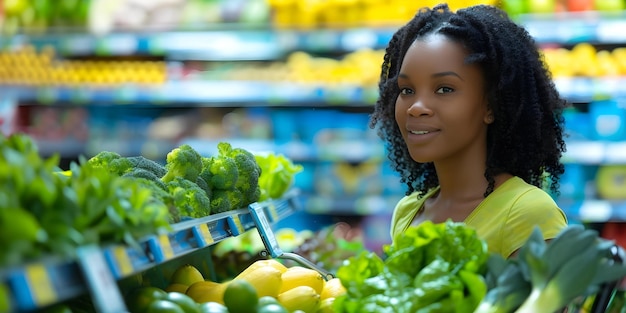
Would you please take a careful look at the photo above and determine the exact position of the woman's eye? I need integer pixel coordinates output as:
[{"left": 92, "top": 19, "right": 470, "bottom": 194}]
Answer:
[
  {"left": 400, "top": 88, "right": 413, "bottom": 95},
  {"left": 435, "top": 86, "right": 454, "bottom": 94}
]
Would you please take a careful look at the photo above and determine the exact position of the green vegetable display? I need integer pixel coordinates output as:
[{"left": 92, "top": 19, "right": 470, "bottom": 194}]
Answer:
[
  {"left": 475, "top": 225, "right": 626, "bottom": 313},
  {"left": 333, "top": 220, "right": 490, "bottom": 313},
  {"left": 255, "top": 152, "right": 303, "bottom": 201},
  {"left": 0, "top": 133, "right": 172, "bottom": 267},
  {"left": 161, "top": 144, "right": 203, "bottom": 184},
  {"left": 166, "top": 177, "right": 211, "bottom": 219},
  {"left": 200, "top": 142, "right": 262, "bottom": 213},
  {"left": 87, "top": 141, "right": 272, "bottom": 220}
]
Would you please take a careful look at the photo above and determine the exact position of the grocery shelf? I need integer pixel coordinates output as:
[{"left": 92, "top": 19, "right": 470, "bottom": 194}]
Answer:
[
  {"left": 1, "top": 77, "right": 623, "bottom": 106},
  {"left": 0, "top": 189, "right": 301, "bottom": 312},
  {"left": 1, "top": 29, "right": 394, "bottom": 60},
  {"left": 31, "top": 137, "right": 626, "bottom": 165},
  {"left": 0, "top": 259, "right": 87, "bottom": 312},
  {"left": 517, "top": 11, "right": 626, "bottom": 44},
  {"left": 0, "top": 82, "right": 380, "bottom": 106},
  {"left": 2, "top": 12, "right": 625, "bottom": 59},
  {"left": 559, "top": 199, "right": 626, "bottom": 222},
  {"left": 303, "top": 194, "right": 398, "bottom": 215}
]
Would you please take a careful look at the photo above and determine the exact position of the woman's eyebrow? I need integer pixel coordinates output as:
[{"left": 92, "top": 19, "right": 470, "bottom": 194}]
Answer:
[{"left": 432, "top": 71, "right": 463, "bottom": 81}]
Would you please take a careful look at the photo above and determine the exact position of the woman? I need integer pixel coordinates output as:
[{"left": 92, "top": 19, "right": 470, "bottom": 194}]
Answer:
[{"left": 371, "top": 3, "right": 568, "bottom": 258}]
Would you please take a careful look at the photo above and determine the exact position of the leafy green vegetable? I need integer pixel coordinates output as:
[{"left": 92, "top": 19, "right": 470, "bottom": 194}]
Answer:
[
  {"left": 0, "top": 133, "right": 172, "bottom": 266},
  {"left": 515, "top": 226, "right": 626, "bottom": 313},
  {"left": 333, "top": 220, "right": 489, "bottom": 313},
  {"left": 475, "top": 225, "right": 626, "bottom": 313},
  {"left": 255, "top": 152, "right": 303, "bottom": 201}
]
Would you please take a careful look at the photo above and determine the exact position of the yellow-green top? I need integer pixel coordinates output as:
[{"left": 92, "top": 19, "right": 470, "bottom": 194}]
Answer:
[{"left": 390, "top": 176, "right": 568, "bottom": 258}]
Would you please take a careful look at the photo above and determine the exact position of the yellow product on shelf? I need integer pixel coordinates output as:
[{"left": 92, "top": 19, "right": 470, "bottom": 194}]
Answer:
[
  {"left": 596, "top": 165, "right": 626, "bottom": 200},
  {"left": 0, "top": 45, "right": 167, "bottom": 87}
]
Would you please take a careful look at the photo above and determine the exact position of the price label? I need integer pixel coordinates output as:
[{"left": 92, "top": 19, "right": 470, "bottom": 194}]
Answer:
[
  {"left": 249, "top": 205, "right": 283, "bottom": 258},
  {"left": 77, "top": 246, "right": 128, "bottom": 313},
  {"left": 111, "top": 246, "right": 133, "bottom": 277},
  {"left": 24, "top": 265, "right": 55, "bottom": 306},
  {"left": 229, "top": 215, "right": 245, "bottom": 236},
  {"left": 158, "top": 234, "right": 175, "bottom": 260},
  {"left": 196, "top": 224, "right": 214, "bottom": 246}
]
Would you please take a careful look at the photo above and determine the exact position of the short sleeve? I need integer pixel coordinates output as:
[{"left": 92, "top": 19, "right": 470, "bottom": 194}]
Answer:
[{"left": 501, "top": 188, "right": 568, "bottom": 257}]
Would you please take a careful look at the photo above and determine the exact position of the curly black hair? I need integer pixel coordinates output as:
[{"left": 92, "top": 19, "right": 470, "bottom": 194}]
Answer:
[{"left": 370, "top": 3, "right": 568, "bottom": 197}]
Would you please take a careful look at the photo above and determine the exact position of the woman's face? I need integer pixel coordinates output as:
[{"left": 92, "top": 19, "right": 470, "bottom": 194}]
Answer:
[{"left": 395, "top": 34, "right": 492, "bottom": 164}]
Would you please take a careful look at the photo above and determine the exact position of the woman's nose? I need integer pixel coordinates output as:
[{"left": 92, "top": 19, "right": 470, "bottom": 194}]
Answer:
[{"left": 407, "top": 98, "right": 433, "bottom": 117}]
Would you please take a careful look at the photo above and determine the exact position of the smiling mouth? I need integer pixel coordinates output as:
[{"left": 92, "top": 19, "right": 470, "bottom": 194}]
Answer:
[{"left": 410, "top": 130, "right": 433, "bottom": 135}]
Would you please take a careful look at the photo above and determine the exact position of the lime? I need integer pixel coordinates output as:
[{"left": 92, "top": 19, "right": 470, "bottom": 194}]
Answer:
[
  {"left": 223, "top": 279, "right": 258, "bottom": 313},
  {"left": 257, "top": 296, "right": 279, "bottom": 307},
  {"left": 146, "top": 300, "right": 185, "bottom": 313},
  {"left": 198, "top": 302, "right": 229, "bottom": 313},
  {"left": 165, "top": 292, "right": 200, "bottom": 313},
  {"left": 257, "top": 303, "right": 288, "bottom": 313},
  {"left": 125, "top": 286, "right": 168, "bottom": 313}
]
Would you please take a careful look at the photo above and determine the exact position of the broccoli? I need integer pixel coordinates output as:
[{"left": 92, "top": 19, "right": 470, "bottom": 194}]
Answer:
[
  {"left": 126, "top": 156, "right": 166, "bottom": 177},
  {"left": 217, "top": 142, "right": 262, "bottom": 206},
  {"left": 195, "top": 176, "right": 211, "bottom": 199},
  {"left": 131, "top": 177, "right": 178, "bottom": 223},
  {"left": 209, "top": 189, "right": 239, "bottom": 214},
  {"left": 87, "top": 151, "right": 133, "bottom": 175},
  {"left": 166, "top": 177, "right": 211, "bottom": 219},
  {"left": 122, "top": 168, "right": 168, "bottom": 191},
  {"left": 200, "top": 156, "right": 239, "bottom": 190},
  {"left": 161, "top": 144, "right": 203, "bottom": 183}
]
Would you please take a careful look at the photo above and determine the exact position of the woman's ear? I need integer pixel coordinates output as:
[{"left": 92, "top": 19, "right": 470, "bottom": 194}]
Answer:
[{"left": 484, "top": 110, "right": 494, "bottom": 124}]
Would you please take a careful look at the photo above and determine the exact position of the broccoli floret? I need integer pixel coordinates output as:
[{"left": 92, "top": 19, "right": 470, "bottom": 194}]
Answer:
[
  {"left": 200, "top": 156, "right": 239, "bottom": 190},
  {"left": 195, "top": 176, "right": 211, "bottom": 199},
  {"left": 131, "top": 177, "right": 178, "bottom": 223},
  {"left": 161, "top": 144, "right": 203, "bottom": 183},
  {"left": 122, "top": 168, "right": 168, "bottom": 191},
  {"left": 166, "top": 177, "right": 211, "bottom": 219},
  {"left": 210, "top": 189, "right": 237, "bottom": 213},
  {"left": 126, "top": 156, "right": 166, "bottom": 177},
  {"left": 217, "top": 142, "right": 262, "bottom": 205},
  {"left": 87, "top": 151, "right": 133, "bottom": 175}
]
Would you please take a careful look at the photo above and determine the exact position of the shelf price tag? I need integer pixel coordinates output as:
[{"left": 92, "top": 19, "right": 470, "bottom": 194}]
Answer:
[
  {"left": 249, "top": 204, "right": 283, "bottom": 258},
  {"left": 76, "top": 246, "right": 128, "bottom": 313},
  {"left": 111, "top": 246, "right": 134, "bottom": 277},
  {"left": 158, "top": 234, "right": 175, "bottom": 261},
  {"left": 228, "top": 215, "right": 245, "bottom": 236},
  {"left": 193, "top": 223, "right": 215, "bottom": 247},
  {"left": 24, "top": 264, "right": 55, "bottom": 306}
]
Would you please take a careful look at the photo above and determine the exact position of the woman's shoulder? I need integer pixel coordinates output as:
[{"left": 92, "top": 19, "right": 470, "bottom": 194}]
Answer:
[{"left": 491, "top": 176, "right": 557, "bottom": 205}]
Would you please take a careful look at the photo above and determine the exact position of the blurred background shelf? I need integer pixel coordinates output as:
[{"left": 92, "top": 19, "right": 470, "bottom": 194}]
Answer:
[{"left": 0, "top": 77, "right": 624, "bottom": 105}]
